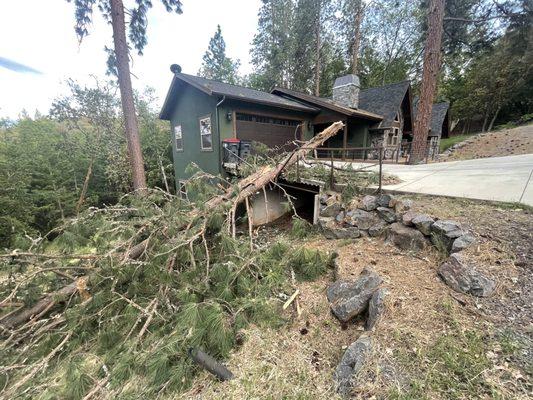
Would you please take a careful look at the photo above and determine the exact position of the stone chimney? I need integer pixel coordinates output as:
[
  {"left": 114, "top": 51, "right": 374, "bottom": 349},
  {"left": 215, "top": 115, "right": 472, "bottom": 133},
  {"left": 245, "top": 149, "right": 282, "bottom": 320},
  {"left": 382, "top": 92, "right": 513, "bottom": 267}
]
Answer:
[{"left": 332, "top": 74, "right": 360, "bottom": 109}]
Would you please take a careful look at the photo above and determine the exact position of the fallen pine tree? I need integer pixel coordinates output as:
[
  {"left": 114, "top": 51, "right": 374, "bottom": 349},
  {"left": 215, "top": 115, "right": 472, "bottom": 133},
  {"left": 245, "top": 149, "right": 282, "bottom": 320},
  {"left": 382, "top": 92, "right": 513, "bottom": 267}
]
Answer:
[{"left": 0, "top": 122, "right": 343, "bottom": 399}]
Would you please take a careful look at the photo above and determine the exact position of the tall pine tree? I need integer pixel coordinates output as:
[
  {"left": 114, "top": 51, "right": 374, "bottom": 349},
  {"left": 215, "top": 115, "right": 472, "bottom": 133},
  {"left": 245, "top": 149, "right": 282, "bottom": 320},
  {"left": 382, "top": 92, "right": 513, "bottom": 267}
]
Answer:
[
  {"left": 250, "top": 0, "right": 295, "bottom": 90},
  {"left": 198, "top": 25, "right": 240, "bottom": 84}
]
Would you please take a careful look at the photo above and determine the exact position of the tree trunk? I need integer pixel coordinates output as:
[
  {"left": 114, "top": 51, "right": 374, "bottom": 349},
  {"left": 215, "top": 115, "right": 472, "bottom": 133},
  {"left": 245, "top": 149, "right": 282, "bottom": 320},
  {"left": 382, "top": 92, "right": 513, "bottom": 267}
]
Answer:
[
  {"left": 487, "top": 105, "right": 501, "bottom": 132},
  {"left": 351, "top": 2, "right": 363, "bottom": 74},
  {"left": 409, "top": 0, "right": 445, "bottom": 164},
  {"left": 110, "top": 0, "right": 147, "bottom": 193},
  {"left": 481, "top": 109, "right": 489, "bottom": 132},
  {"left": 314, "top": 5, "right": 321, "bottom": 96}
]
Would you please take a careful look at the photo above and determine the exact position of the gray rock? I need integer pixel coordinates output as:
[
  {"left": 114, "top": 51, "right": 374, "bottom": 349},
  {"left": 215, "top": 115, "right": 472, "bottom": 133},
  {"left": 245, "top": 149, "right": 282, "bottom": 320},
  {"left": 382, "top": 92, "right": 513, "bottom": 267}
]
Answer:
[
  {"left": 368, "top": 220, "right": 388, "bottom": 237},
  {"left": 431, "top": 220, "right": 464, "bottom": 250},
  {"left": 335, "top": 211, "right": 345, "bottom": 223},
  {"left": 377, "top": 194, "right": 394, "bottom": 208},
  {"left": 401, "top": 210, "right": 418, "bottom": 226},
  {"left": 451, "top": 233, "right": 476, "bottom": 253},
  {"left": 412, "top": 214, "right": 435, "bottom": 236},
  {"left": 391, "top": 198, "right": 412, "bottom": 213},
  {"left": 358, "top": 195, "right": 378, "bottom": 211},
  {"left": 366, "top": 288, "right": 388, "bottom": 331},
  {"left": 345, "top": 209, "right": 378, "bottom": 230},
  {"left": 377, "top": 207, "right": 397, "bottom": 223},
  {"left": 334, "top": 336, "right": 372, "bottom": 395},
  {"left": 319, "top": 217, "right": 361, "bottom": 240},
  {"left": 388, "top": 222, "right": 426, "bottom": 251},
  {"left": 327, "top": 267, "right": 382, "bottom": 322},
  {"left": 438, "top": 253, "right": 496, "bottom": 297},
  {"left": 320, "top": 202, "right": 342, "bottom": 218}
]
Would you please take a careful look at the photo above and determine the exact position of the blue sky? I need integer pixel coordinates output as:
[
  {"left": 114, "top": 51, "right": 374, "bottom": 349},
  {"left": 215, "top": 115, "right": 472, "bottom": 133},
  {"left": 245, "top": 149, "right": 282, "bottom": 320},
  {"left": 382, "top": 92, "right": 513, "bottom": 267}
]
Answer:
[{"left": 0, "top": 0, "right": 261, "bottom": 119}]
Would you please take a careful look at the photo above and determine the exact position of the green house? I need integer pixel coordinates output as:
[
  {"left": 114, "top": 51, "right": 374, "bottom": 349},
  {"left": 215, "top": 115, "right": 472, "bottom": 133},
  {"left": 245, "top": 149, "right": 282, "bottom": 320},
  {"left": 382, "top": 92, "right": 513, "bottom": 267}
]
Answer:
[{"left": 160, "top": 65, "right": 421, "bottom": 187}]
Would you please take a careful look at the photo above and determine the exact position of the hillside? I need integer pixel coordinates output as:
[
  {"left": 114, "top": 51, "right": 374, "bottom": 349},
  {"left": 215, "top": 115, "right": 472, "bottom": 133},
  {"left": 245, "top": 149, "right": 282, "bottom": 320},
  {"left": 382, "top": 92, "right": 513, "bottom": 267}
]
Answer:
[{"left": 441, "top": 124, "right": 533, "bottom": 161}]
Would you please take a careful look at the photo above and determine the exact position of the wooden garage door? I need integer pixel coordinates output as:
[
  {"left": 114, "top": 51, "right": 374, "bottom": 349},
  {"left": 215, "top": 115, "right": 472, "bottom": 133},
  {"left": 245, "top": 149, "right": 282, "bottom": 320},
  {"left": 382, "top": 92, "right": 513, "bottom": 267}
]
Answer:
[{"left": 236, "top": 113, "right": 302, "bottom": 152}]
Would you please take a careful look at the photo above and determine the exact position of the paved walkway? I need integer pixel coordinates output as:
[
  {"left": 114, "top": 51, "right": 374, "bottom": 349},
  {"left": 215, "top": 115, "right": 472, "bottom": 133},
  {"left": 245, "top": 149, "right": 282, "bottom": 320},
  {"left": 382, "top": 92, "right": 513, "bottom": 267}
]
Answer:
[{"left": 328, "top": 154, "right": 533, "bottom": 206}]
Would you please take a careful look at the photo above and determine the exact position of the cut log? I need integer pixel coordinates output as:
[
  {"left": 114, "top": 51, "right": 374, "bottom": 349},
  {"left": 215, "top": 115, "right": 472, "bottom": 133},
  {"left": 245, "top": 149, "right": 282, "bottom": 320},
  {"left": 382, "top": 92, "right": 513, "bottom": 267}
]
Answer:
[{"left": 200, "top": 121, "right": 344, "bottom": 213}]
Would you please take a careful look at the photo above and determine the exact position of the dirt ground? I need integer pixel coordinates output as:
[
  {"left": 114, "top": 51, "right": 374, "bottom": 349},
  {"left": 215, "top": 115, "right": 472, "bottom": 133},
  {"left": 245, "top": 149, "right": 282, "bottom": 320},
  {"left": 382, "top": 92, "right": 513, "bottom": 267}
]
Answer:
[
  {"left": 446, "top": 124, "right": 533, "bottom": 161},
  {"left": 178, "top": 196, "right": 532, "bottom": 399}
]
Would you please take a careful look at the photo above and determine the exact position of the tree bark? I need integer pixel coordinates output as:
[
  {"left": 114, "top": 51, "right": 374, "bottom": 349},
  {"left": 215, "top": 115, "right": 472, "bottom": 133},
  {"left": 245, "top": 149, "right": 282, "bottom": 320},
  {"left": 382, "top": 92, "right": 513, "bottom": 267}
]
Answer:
[
  {"left": 409, "top": 0, "right": 445, "bottom": 164},
  {"left": 110, "top": 0, "right": 147, "bottom": 193},
  {"left": 487, "top": 105, "right": 501, "bottom": 132},
  {"left": 481, "top": 109, "right": 489, "bottom": 132},
  {"left": 351, "top": 2, "right": 363, "bottom": 74},
  {"left": 314, "top": 10, "right": 321, "bottom": 96}
]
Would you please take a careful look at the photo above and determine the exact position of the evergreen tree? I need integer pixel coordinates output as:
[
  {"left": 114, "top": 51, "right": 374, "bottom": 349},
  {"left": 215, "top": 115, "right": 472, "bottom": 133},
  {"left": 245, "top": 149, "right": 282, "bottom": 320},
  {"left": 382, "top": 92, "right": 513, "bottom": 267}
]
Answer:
[
  {"left": 250, "top": 0, "right": 295, "bottom": 90},
  {"left": 199, "top": 25, "right": 240, "bottom": 84},
  {"left": 67, "top": 0, "right": 183, "bottom": 193}
]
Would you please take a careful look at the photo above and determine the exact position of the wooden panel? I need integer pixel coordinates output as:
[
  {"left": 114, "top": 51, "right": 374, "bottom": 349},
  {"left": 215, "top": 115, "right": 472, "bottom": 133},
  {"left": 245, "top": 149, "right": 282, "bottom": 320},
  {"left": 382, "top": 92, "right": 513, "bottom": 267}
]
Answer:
[{"left": 236, "top": 117, "right": 302, "bottom": 152}]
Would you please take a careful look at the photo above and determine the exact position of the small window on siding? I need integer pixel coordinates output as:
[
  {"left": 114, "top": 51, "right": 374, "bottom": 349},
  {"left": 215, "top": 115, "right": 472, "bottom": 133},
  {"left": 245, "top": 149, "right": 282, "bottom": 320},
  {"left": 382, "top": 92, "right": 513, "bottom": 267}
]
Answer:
[
  {"left": 174, "top": 125, "right": 183, "bottom": 151},
  {"left": 199, "top": 116, "right": 212, "bottom": 150}
]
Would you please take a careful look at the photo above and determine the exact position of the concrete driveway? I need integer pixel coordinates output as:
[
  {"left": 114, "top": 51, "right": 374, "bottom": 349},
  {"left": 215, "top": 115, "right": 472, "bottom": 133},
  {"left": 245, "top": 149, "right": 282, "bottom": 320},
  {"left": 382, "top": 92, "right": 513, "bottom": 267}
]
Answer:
[{"left": 379, "top": 154, "right": 533, "bottom": 206}]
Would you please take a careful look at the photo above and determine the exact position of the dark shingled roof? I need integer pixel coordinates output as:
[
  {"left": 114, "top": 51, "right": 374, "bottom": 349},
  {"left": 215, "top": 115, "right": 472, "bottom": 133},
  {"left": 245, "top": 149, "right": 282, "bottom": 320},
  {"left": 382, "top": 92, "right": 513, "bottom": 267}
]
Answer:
[
  {"left": 413, "top": 98, "right": 450, "bottom": 137},
  {"left": 160, "top": 73, "right": 319, "bottom": 119},
  {"left": 358, "top": 81, "right": 411, "bottom": 127},
  {"left": 271, "top": 87, "right": 383, "bottom": 120}
]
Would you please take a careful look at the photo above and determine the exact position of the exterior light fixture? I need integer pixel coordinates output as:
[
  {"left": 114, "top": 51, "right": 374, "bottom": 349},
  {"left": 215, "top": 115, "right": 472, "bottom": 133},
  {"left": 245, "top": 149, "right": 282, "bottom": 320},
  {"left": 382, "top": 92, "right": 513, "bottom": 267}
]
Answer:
[{"left": 226, "top": 111, "right": 233, "bottom": 121}]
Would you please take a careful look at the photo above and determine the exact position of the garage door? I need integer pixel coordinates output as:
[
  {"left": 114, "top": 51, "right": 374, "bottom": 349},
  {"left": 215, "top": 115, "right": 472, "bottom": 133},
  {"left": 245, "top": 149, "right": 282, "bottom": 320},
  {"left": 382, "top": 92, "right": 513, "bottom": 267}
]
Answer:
[{"left": 236, "top": 113, "right": 302, "bottom": 152}]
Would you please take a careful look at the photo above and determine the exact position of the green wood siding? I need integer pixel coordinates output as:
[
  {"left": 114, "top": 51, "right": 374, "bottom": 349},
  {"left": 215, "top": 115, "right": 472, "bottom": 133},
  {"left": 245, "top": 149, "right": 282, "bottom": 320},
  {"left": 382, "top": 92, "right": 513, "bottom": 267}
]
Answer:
[
  {"left": 170, "top": 85, "right": 220, "bottom": 182},
  {"left": 168, "top": 89, "right": 314, "bottom": 185}
]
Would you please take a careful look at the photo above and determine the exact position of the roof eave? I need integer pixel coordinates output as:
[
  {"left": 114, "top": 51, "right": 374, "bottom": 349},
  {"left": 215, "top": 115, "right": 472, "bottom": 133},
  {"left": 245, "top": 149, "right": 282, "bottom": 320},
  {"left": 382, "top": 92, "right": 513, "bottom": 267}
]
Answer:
[
  {"left": 218, "top": 92, "right": 319, "bottom": 113},
  {"left": 273, "top": 87, "right": 382, "bottom": 121}
]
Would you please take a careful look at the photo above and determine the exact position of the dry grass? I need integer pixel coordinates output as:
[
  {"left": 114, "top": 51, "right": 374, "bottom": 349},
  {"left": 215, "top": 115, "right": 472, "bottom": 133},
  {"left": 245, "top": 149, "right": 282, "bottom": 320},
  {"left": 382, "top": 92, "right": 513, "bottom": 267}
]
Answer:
[{"left": 173, "top": 196, "right": 532, "bottom": 399}]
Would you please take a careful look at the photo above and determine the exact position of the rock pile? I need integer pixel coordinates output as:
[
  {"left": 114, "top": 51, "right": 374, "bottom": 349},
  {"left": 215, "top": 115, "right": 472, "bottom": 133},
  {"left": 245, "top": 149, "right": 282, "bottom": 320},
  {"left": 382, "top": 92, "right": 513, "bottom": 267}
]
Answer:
[
  {"left": 318, "top": 193, "right": 413, "bottom": 241},
  {"left": 322, "top": 192, "right": 496, "bottom": 394},
  {"left": 318, "top": 193, "right": 479, "bottom": 258},
  {"left": 327, "top": 267, "right": 387, "bottom": 395}
]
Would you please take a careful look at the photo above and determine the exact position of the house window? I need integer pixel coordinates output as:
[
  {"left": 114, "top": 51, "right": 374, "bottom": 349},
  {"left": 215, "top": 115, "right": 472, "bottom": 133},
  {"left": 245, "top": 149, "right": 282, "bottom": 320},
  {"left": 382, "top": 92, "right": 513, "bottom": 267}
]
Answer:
[
  {"left": 178, "top": 180, "right": 188, "bottom": 200},
  {"left": 199, "top": 116, "right": 212, "bottom": 150},
  {"left": 174, "top": 125, "right": 183, "bottom": 151},
  {"left": 386, "top": 128, "right": 400, "bottom": 146}
]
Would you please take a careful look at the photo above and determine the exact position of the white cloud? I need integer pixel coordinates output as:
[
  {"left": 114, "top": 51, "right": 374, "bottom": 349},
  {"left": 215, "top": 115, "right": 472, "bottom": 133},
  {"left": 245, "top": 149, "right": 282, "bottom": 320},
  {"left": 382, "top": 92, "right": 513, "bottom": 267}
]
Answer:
[{"left": 0, "top": 0, "right": 261, "bottom": 119}]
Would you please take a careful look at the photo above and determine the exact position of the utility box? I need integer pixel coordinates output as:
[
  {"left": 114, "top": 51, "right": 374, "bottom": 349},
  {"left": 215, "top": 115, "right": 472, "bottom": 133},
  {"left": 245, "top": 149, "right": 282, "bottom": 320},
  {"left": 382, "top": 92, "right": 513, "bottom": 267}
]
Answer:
[
  {"left": 222, "top": 139, "right": 252, "bottom": 164},
  {"left": 222, "top": 138, "right": 241, "bottom": 164},
  {"left": 240, "top": 140, "right": 252, "bottom": 159}
]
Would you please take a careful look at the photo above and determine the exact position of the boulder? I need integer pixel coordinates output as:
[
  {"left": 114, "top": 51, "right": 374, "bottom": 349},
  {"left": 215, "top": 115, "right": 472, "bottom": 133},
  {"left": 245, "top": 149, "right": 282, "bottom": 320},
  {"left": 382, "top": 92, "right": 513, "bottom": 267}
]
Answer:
[
  {"left": 366, "top": 288, "right": 387, "bottom": 331},
  {"left": 368, "top": 220, "right": 388, "bottom": 237},
  {"left": 388, "top": 222, "right": 426, "bottom": 251},
  {"left": 320, "top": 202, "right": 342, "bottom": 218},
  {"left": 438, "top": 253, "right": 496, "bottom": 297},
  {"left": 431, "top": 220, "right": 464, "bottom": 250},
  {"left": 390, "top": 198, "right": 412, "bottom": 213},
  {"left": 411, "top": 214, "right": 435, "bottom": 236},
  {"left": 358, "top": 195, "right": 378, "bottom": 211},
  {"left": 377, "top": 207, "right": 396, "bottom": 223},
  {"left": 377, "top": 194, "right": 394, "bottom": 208},
  {"left": 319, "top": 217, "right": 361, "bottom": 240},
  {"left": 327, "top": 267, "right": 382, "bottom": 322},
  {"left": 401, "top": 210, "right": 418, "bottom": 226},
  {"left": 345, "top": 209, "right": 379, "bottom": 230},
  {"left": 335, "top": 211, "right": 345, "bottom": 223},
  {"left": 451, "top": 233, "right": 476, "bottom": 253},
  {"left": 334, "top": 336, "right": 372, "bottom": 395}
]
